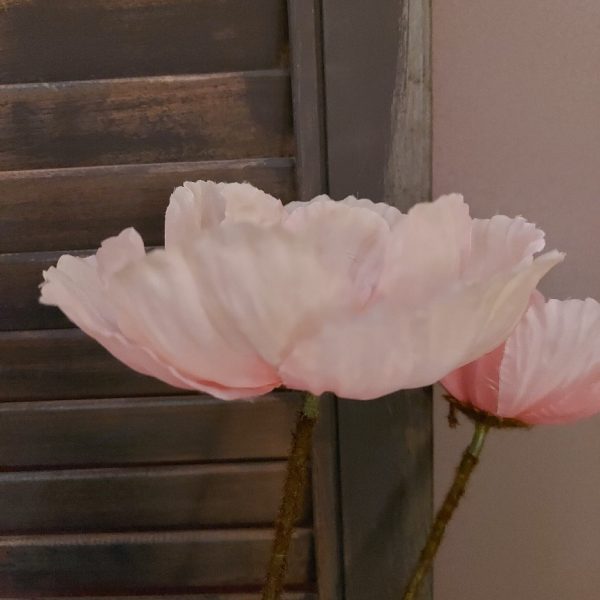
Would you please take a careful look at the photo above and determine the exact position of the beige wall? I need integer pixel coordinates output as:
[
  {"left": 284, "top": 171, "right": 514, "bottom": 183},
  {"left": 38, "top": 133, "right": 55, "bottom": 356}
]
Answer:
[{"left": 433, "top": 1, "right": 600, "bottom": 598}]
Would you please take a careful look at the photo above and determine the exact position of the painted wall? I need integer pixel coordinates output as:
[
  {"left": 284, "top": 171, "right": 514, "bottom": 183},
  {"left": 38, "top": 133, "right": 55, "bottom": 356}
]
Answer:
[{"left": 433, "top": 1, "right": 600, "bottom": 598}]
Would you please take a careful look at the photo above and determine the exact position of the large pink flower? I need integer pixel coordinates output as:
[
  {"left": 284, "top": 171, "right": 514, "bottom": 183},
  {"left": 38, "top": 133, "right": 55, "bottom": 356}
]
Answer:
[
  {"left": 41, "top": 181, "right": 563, "bottom": 400},
  {"left": 441, "top": 294, "right": 600, "bottom": 424}
]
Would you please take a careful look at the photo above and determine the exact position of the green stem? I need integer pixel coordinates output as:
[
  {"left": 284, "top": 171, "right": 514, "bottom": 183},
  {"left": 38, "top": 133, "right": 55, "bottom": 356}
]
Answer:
[
  {"left": 261, "top": 393, "right": 320, "bottom": 600},
  {"left": 402, "top": 420, "right": 490, "bottom": 600}
]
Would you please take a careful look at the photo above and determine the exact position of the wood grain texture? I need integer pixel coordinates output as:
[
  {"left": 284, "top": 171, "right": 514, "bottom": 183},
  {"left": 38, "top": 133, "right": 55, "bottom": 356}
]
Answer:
[
  {"left": 0, "top": 329, "right": 177, "bottom": 400},
  {"left": 322, "top": 0, "right": 433, "bottom": 598},
  {"left": 0, "top": 158, "right": 295, "bottom": 253},
  {"left": 0, "top": 462, "right": 310, "bottom": 533},
  {"left": 0, "top": 393, "right": 302, "bottom": 467},
  {"left": 0, "top": 72, "right": 293, "bottom": 171},
  {"left": 18, "top": 595, "right": 316, "bottom": 600},
  {"left": 0, "top": 529, "right": 314, "bottom": 595},
  {"left": 0, "top": 0, "right": 287, "bottom": 84},
  {"left": 384, "top": 0, "right": 432, "bottom": 206},
  {"left": 17, "top": 595, "right": 315, "bottom": 600}
]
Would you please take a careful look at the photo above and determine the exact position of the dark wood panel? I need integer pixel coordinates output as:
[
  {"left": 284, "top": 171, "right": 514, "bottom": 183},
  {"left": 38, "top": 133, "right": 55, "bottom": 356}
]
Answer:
[
  {"left": 0, "top": 329, "right": 180, "bottom": 400},
  {"left": 0, "top": 529, "right": 313, "bottom": 594},
  {"left": 0, "top": 0, "right": 287, "bottom": 84},
  {"left": 0, "top": 72, "right": 293, "bottom": 171},
  {"left": 0, "top": 462, "right": 310, "bottom": 533},
  {"left": 0, "top": 158, "right": 295, "bottom": 253},
  {"left": 18, "top": 595, "right": 315, "bottom": 600},
  {"left": 0, "top": 394, "right": 301, "bottom": 467},
  {"left": 21, "top": 595, "right": 315, "bottom": 600}
]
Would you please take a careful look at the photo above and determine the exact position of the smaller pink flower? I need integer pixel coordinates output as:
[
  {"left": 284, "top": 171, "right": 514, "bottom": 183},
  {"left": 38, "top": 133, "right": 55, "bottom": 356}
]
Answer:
[{"left": 441, "top": 294, "right": 600, "bottom": 424}]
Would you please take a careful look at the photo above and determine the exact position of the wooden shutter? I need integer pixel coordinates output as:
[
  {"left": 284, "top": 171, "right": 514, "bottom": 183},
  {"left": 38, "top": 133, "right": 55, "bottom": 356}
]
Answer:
[
  {"left": 0, "top": 1, "right": 339, "bottom": 597},
  {"left": 0, "top": 1, "right": 434, "bottom": 598}
]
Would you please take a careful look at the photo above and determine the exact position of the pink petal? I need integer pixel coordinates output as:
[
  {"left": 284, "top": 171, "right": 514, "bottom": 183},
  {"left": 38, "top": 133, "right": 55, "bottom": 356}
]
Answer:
[
  {"left": 286, "top": 194, "right": 402, "bottom": 228},
  {"left": 337, "top": 195, "right": 404, "bottom": 227},
  {"left": 107, "top": 224, "right": 346, "bottom": 391},
  {"left": 377, "top": 194, "right": 472, "bottom": 306},
  {"left": 440, "top": 290, "right": 547, "bottom": 414},
  {"left": 464, "top": 215, "right": 546, "bottom": 281},
  {"left": 40, "top": 254, "right": 195, "bottom": 392},
  {"left": 41, "top": 233, "right": 273, "bottom": 400},
  {"left": 218, "top": 181, "right": 284, "bottom": 226},
  {"left": 165, "top": 180, "right": 225, "bottom": 249},
  {"left": 283, "top": 196, "right": 390, "bottom": 307},
  {"left": 498, "top": 298, "right": 600, "bottom": 423},
  {"left": 95, "top": 227, "right": 146, "bottom": 281},
  {"left": 280, "top": 250, "right": 563, "bottom": 399},
  {"left": 440, "top": 343, "right": 505, "bottom": 414},
  {"left": 165, "top": 180, "right": 283, "bottom": 249}
]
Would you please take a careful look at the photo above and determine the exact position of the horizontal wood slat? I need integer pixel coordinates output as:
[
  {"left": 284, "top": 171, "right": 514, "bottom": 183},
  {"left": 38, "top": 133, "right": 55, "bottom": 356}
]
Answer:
[
  {"left": 0, "top": 329, "right": 178, "bottom": 400},
  {"left": 0, "top": 529, "right": 314, "bottom": 594},
  {"left": 0, "top": 72, "right": 293, "bottom": 171},
  {"left": 0, "top": 0, "right": 287, "bottom": 84},
  {"left": 0, "top": 462, "right": 309, "bottom": 533},
  {"left": 0, "top": 158, "right": 295, "bottom": 253},
  {"left": 0, "top": 394, "right": 301, "bottom": 467}
]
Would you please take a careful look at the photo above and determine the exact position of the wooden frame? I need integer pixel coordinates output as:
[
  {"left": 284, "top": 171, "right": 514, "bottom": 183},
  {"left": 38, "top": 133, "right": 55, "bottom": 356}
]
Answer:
[{"left": 290, "top": 0, "right": 433, "bottom": 598}]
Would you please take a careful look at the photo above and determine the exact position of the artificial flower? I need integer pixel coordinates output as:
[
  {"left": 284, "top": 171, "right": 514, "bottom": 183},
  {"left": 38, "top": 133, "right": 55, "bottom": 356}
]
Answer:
[
  {"left": 442, "top": 294, "right": 600, "bottom": 424},
  {"left": 41, "top": 181, "right": 563, "bottom": 400}
]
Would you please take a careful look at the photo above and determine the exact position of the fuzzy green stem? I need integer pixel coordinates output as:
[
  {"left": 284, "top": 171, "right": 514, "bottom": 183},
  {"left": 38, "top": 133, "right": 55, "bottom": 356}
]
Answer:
[
  {"left": 402, "top": 420, "right": 490, "bottom": 600},
  {"left": 261, "top": 393, "right": 320, "bottom": 600}
]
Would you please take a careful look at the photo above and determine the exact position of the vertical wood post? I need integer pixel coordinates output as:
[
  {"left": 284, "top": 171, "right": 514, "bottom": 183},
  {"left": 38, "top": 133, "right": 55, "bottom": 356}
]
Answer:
[{"left": 321, "top": 1, "right": 433, "bottom": 598}]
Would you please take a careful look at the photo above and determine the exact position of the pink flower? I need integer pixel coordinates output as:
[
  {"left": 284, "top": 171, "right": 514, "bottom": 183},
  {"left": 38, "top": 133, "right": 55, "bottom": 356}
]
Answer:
[
  {"left": 441, "top": 294, "right": 600, "bottom": 424},
  {"left": 40, "top": 182, "right": 563, "bottom": 400}
]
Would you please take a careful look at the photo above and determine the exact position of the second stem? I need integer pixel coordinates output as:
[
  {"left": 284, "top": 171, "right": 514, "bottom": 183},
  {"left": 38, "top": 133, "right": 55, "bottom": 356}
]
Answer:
[{"left": 402, "top": 419, "right": 490, "bottom": 600}]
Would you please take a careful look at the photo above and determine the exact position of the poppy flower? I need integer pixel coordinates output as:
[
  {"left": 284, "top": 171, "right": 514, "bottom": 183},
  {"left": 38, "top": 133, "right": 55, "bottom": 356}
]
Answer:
[
  {"left": 442, "top": 293, "right": 600, "bottom": 424},
  {"left": 40, "top": 182, "right": 563, "bottom": 400}
]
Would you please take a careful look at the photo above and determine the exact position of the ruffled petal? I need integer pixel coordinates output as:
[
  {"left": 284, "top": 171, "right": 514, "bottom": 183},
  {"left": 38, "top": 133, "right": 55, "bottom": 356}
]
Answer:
[
  {"left": 165, "top": 181, "right": 225, "bottom": 249},
  {"left": 498, "top": 298, "right": 600, "bottom": 423},
  {"left": 165, "top": 180, "right": 283, "bottom": 249},
  {"left": 108, "top": 223, "right": 346, "bottom": 393},
  {"left": 464, "top": 215, "right": 546, "bottom": 281},
  {"left": 280, "top": 250, "right": 563, "bottom": 399},
  {"left": 218, "top": 181, "right": 284, "bottom": 226},
  {"left": 95, "top": 228, "right": 146, "bottom": 281},
  {"left": 40, "top": 232, "right": 274, "bottom": 400},
  {"left": 40, "top": 254, "right": 196, "bottom": 392},
  {"left": 283, "top": 196, "right": 390, "bottom": 306},
  {"left": 377, "top": 194, "right": 472, "bottom": 306},
  {"left": 337, "top": 195, "right": 404, "bottom": 227}
]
